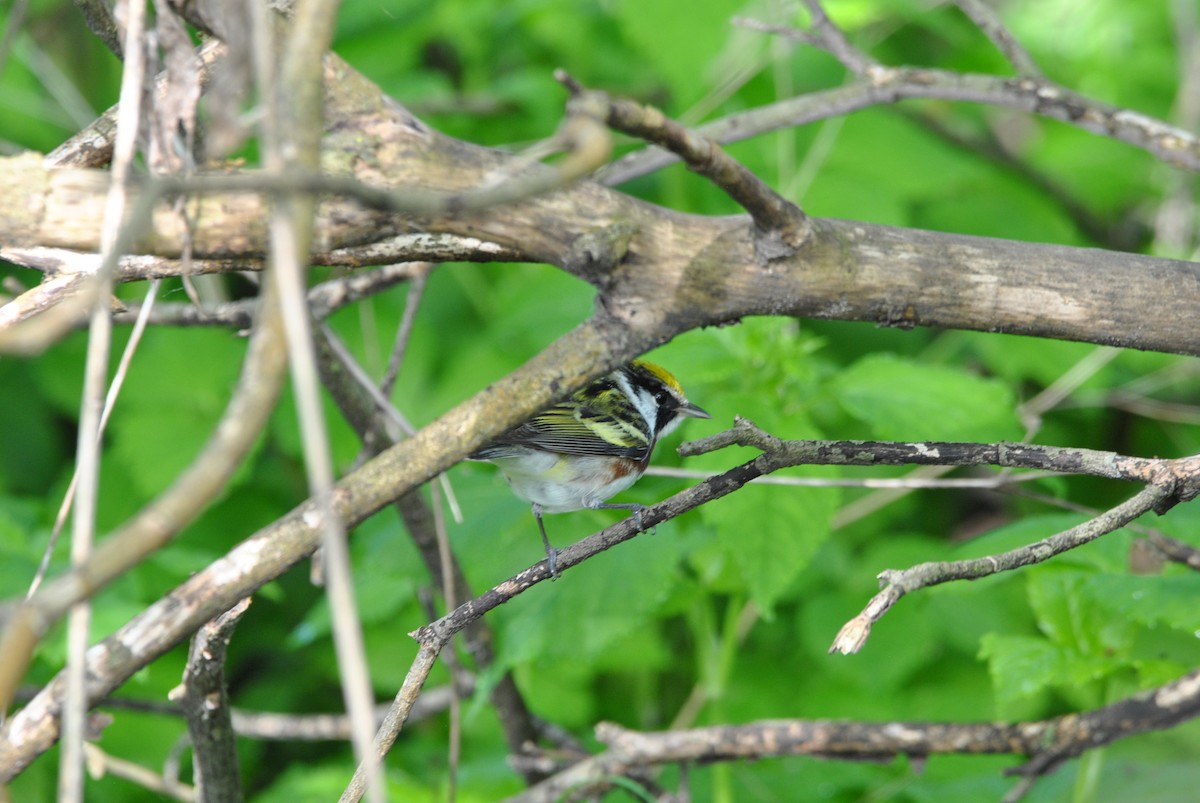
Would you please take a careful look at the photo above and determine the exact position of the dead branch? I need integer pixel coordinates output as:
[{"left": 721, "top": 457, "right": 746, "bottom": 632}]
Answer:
[
  {"left": 503, "top": 667, "right": 1200, "bottom": 801},
  {"left": 168, "top": 599, "right": 250, "bottom": 803}
]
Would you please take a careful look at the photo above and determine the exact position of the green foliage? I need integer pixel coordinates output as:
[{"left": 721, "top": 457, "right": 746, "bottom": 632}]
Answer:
[
  {"left": 833, "top": 353, "right": 1022, "bottom": 441},
  {"left": 3, "top": 0, "right": 1200, "bottom": 801}
]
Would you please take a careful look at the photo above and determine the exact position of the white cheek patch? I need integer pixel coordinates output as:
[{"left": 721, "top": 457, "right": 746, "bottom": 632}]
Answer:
[{"left": 614, "top": 371, "right": 658, "bottom": 436}]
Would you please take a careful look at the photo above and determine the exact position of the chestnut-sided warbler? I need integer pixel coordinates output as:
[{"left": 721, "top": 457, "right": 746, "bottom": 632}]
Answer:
[{"left": 471, "top": 360, "right": 709, "bottom": 576}]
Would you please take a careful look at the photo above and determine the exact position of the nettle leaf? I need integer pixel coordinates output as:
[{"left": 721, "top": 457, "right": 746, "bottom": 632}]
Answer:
[
  {"left": 979, "top": 633, "right": 1066, "bottom": 704},
  {"left": 701, "top": 480, "right": 836, "bottom": 616},
  {"left": 1083, "top": 573, "right": 1200, "bottom": 634},
  {"left": 1026, "top": 568, "right": 1135, "bottom": 657},
  {"left": 0, "top": 500, "right": 43, "bottom": 595},
  {"left": 979, "top": 630, "right": 1126, "bottom": 711},
  {"left": 106, "top": 327, "right": 251, "bottom": 499},
  {"left": 614, "top": 0, "right": 757, "bottom": 108},
  {"left": 496, "top": 531, "right": 681, "bottom": 668},
  {"left": 832, "top": 354, "right": 1021, "bottom": 442}
]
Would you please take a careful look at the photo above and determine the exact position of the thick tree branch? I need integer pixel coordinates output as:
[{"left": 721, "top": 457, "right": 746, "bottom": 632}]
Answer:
[{"left": 4, "top": 72, "right": 1200, "bottom": 354}]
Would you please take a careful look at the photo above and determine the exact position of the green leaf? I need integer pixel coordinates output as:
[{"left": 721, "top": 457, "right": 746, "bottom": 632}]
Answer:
[
  {"left": 1026, "top": 568, "right": 1135, "bottom": 657},
  {"left": 496, "top": 531, "right": 680, "bottom": 668},
  {"left": 832, "top": 353, "right": 1021, "bottom": 441},
  {"left": 702, "top": 480, "right": 835, "bottom": 615},
  {"left": 105, "top": 328, "right": 252, "bottom": 499},
  {"left": 0, "top": 362, "right": 68, "bottom": 495},
  {"left": 1084, "top": 573, "right": 1200, "bottom": 634},
  {"left": 978, "top": 633, "right": 1066, "bottom": 704},
  {"left": 614, "top": 0, "right": 755, "bottom": 108}
]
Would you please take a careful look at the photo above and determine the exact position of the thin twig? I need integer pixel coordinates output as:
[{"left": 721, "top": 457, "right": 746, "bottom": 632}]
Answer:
[
  {"left": 599, "top": 67, "right": 1200, "bottom": 185},
  {"left": 28, "top": 279, "right": 161, "bottom": 599},
  {"left": 82, "top": 743, "right": 195, "bottom": 802},
  {"left": 103, "top": 263, "right": 426, "bottom": 330},
  {"left": 647, "top": 465, "right": 1062, "bottom": 489},
  {"left": 953, "top": 0, "right": 1042, "bottom": 78},
  {"left": 378, "top": 265, "right": 429, "bottom": 398},
  {"left": 556, "top": 70, "right": 810, "bottom": 254},
  {"left": 60, "top": 1, "right": 148, "bottom": 797},
  {"left": 338, "top": 644, "right": 441, "bottom": 803},
  {"left": 13, "top": 685, "right": 464, "bottom": 739},
  {"left": 829, "top": 483, "right": 1173, "bottom": 654}
]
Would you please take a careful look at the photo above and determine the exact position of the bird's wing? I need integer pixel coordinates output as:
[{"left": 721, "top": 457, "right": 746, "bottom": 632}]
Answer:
[{"left": 477, "top": 402, "right": 652, "bottom": 461}]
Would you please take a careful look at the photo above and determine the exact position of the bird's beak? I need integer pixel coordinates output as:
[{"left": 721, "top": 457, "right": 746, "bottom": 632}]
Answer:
[{"left": 681, "top": 401, "right": 711, "bottom": 419}]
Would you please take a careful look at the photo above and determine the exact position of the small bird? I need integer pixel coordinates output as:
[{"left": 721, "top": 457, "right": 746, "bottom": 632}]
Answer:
[{"left": 471, "top": 360, "right": 710, "bottom": 576}]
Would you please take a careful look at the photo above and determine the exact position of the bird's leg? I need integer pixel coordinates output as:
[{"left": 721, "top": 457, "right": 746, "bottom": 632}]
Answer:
[
  {"left": 533, "top": 503, "right": 559, "bottom": 578},
  {"left": 592, "top": 502, "right": 651, "bottom": 534}
]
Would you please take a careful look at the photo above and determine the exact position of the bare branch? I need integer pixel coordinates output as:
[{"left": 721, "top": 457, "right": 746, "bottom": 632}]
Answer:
[
  {"left": 829, "top": 483, "right": 1173, "bottom": 654},
  {"left": 558, "top": 70, "right": 810, "bottom": 253},
  {"left": 13, "top": 685, "right": 465, "bottom": 740},
  {"left": 8, "top": 130, "right": 1200, "bottom": 359},
  {"left": 600, "top": 68, "right": 1200, "bottom": 184},
  {"left": 680, "top": 419, "right": 1200, "bottom": 489},
  {"left": 168, "top": 599, "right": 250, "bottom": 803},
  {"left": 953, "top": 0, "right": 1042, "bottom": 77},
  {"left": 338, "top": 645, "right": 440, "bottom": 803},
  {"left": 81, "top": 744, "right": 194, "bottom": 802},
  {"left": 503, "top": 668, "right": 1200, "bottom": 801},
  {"left": 677, "top": 419, "right": 1198, "bottom": 653}
]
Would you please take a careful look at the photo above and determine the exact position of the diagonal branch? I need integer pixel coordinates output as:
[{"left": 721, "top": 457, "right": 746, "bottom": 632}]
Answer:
[
  {"left": 0, "top": 311, "right": 640, "bottom": 781},
  {"left": 601, "top": 67, "right": 1200, "bottom": 185},
  {"left": 829, "top": 483, "right": 1174, "bottom": 654},
  {"left": 953, "top": 0, "right": 1042, "bottom": 78},
  {"left": 557, "top": 70, "right": 809, "bottom": 253}
]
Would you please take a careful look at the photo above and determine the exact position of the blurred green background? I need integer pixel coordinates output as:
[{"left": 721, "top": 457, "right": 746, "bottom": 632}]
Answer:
[{"left": 3, "top": 0, "right": 1200, "bottom": 800}]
